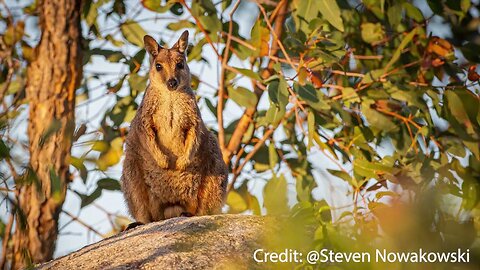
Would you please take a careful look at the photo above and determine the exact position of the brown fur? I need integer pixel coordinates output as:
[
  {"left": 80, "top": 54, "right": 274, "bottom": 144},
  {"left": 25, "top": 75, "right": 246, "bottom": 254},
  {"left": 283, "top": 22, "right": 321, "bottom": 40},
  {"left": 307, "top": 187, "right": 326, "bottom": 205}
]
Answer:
[{"left": 121, "top": 31, "right": 228, "bottom": 223}]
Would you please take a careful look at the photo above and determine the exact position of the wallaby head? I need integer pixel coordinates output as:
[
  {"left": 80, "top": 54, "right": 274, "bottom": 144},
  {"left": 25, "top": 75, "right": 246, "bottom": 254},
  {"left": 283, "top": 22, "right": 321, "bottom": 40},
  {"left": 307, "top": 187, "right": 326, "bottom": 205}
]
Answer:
[{"left": 144, "top": 30, "right": 190, "bottom": 91}]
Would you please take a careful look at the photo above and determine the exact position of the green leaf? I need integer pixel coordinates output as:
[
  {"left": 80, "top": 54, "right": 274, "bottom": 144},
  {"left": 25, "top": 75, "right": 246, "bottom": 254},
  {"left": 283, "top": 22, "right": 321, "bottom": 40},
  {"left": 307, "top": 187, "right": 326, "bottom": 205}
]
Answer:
[
  {"left": 307, "top": 110, "right": 315, "bottom": 150},
  {"left": 263, "top": 175, "right": 289, "bottom": 215},
  {"left": 464, "top": 141, "right": 479, "bottom": 160},
  {"left": 199, "top": 0, "right": 216, "bottom": 13},
  {"left": 387, "top": 4, "right": 403, "bottom": 27},
  {"left": 292, "top": 0, "right": 320, "bottom": 32},
  {"left": 361, "top": 99, "right": 399, "bottom": 133},
  {"left": 252, "top": 145, "right": 270, "bottom": 172},
  {"left": 462, "top": 181, "right": 479, "bottom": 210},
  {"left": 403, "top": 3, "right": 424, "bottom": 22},
  {"left": 296, "top": 174, "right": 316, "bottom": 202},
  {"left": 204, "top": 98, "right": 216, "bottom": 119},
  {"left": 70, "top": 156, "right": 88, "bottom": 183},
  {"left": 3, "top": 21, "right": 24, "bottom": 46},
  {"left": 49, "top": 168, "right": 64, "bottom": 204},
  {"left": 188, "top": 38, "right": 207, "bottom": 61},
  {"left": 268, "top": 78, "right": 289, "bottom": 107},
  {"left": 107, "top": 52, "right": 125, "bottom": 63},
  {"left": 445, "top": 90, "right": 474, "bottom": 136},
  {"left": 97, "top": 178, "right": 121, "bottom": 191},
  {"left": 0, "top": 78, "right": 25, "bottom": 96},
  {"left": 85, "top": 1, "right": 99, "bottom": 27},
  {"left": 235, "top": 68, "right": 261, "bottom": 81},
  {"left": 105, "top": 34, "right": 125, "bottom": 47},
  {"left": 384, "top": 27, "right": 418, "bottom": 72},
  {"left": 250, "top": 196, "right": 262, "bottom": 216},
  {"left": 226, "top": 191, "right": 248, "bottom": 214},
  {"left": 121, "top": 20, "right": 147, "bottom": 47},
  {"left": 361, "top": 69, "right": 384, "bottom": 84},
  {"left": 268, "top": 143, "right": 278, "bottom": 170},
  {"left": 228, "top": 86, "right": 258, "bottom": 108},
  {"left": 342, "top": 87, "right": 360, "bottom": 105},
  {"left": 361, "top": 23, "right": 385, "bottom": 44},
  {"left": 318, "top": 0, "right": 345, "bottom": 32},
  {"left": 141, "top": 0, "right": 174, "bottom": 12},
  {"left": 327, "top": 169, "right": 352, "bottom": 183},
  {"left": 453, "top": 89, "right": 480, "bottom": 132},
  {"left": 294, "top": 83, "right": 329, "bottom": 111},
  {"left": 264, "top": 102, "right": 286, "bottom": 126},
  {"left": 387, "top": 82, "right": 426, "bottom": 110},
  {"left": 427, "top": 0, "right": 443, "bottom": 14},
  {"left": 198, "top": 13, "right": 221, "bottom": 36},
  {"left": 129, "top": 49, "right": 146, "bottom": 73},
  {"left": 97, "top": 138, "right": 123, "bottom": 170},
  {"left": 461, "top": 0, "right": 471, "bottom": 13},
  {"left": 108, "top": 75, "right": 126, "bottom": 93},
  {"left": 128, "top": 73, "right": 147, "bottom": 96},
  {"left": 353, "top": 159, "right": 394, "bottom": 185},
  {"left": 250, "top": 20, "right": 270, "bottom": 56},
  {"left": 167, "top": 20, "right": 196, "bottom": 31},
  {"left": 77, "top": 189, "right": 102, "bottom": 208},
  {"left": 0, "top": 140, "right": 10, "bottom": 159},
  {"left": 242, "top": 123, "right": 255, "bottom": 144},
  {"left": 234, "top": 183, "right": 262, "bottom": 215}
]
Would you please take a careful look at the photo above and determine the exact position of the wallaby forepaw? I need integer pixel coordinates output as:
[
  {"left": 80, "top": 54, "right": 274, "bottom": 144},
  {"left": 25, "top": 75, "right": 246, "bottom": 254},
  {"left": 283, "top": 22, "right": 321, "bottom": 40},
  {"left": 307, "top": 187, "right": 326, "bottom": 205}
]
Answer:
[{"left": 125, "top": 221, "right": 144, "bottom": 231}]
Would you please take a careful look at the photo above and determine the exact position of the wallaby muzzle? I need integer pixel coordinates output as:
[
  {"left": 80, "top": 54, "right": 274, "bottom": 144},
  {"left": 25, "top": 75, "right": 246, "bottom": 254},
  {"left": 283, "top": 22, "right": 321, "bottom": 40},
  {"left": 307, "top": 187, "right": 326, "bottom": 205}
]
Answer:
[{"left": 167, "top": 78, "right": 179, "bottom": 90}]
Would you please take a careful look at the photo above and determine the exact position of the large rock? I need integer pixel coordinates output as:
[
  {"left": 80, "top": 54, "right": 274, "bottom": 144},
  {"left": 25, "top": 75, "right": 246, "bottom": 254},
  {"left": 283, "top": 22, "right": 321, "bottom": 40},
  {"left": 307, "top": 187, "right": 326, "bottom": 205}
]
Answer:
[{"left": 37, "top": 215, "right": 272, "bottom": 269}]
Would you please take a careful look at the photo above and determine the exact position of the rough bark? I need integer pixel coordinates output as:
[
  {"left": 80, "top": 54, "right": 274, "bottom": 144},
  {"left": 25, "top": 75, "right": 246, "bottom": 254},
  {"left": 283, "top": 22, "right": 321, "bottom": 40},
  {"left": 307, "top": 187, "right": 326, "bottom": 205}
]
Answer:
[
  {"left": 36, "top": 215, "right": 275, "bottom": 270},
  {"left": 12, "top": 0, "right": 82, "bottom": 268}
]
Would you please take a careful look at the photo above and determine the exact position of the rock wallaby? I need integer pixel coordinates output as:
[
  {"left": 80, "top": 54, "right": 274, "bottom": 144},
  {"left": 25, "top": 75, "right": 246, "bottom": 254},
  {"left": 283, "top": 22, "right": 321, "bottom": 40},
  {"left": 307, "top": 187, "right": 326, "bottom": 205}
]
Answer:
[{"left": 121, "top": 30, "right": 228, "bottom": 226}]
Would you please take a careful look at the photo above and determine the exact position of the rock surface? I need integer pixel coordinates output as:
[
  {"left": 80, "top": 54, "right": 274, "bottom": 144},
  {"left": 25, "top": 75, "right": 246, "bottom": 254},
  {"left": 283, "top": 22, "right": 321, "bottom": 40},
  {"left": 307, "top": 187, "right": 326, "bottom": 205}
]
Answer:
[{"left": 37, "top": 215, "right": 271, "bottom": 270}]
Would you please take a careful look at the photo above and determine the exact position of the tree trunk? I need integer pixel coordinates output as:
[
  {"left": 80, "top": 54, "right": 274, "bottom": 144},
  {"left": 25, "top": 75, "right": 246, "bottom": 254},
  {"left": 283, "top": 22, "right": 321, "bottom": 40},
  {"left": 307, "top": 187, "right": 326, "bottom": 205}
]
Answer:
[{"left": 12, "top": 0, "right": 82, "bottom": 268}]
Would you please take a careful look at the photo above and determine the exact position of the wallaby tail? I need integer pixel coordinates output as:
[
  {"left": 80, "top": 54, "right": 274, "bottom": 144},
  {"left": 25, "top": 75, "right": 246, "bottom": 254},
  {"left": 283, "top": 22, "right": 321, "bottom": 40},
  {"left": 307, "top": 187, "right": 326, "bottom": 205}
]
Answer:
[{"left": 164, "top": 204, "right": 187, "bottom": 219}]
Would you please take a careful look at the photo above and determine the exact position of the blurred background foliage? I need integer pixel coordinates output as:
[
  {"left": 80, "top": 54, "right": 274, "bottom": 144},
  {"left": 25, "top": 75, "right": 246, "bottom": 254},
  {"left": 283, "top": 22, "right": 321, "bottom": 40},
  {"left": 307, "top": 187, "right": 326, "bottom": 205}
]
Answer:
[{"left": 1, "top": 0, "right": 480, "bottom": 268}]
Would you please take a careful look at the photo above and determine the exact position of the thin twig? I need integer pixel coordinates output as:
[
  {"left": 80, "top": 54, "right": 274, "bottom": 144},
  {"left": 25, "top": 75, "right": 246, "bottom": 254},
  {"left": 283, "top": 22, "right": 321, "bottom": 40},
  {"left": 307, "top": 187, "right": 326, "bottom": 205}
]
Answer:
[
  {"left": 222, "top": 0, "right": 289, "bottom": 165},
  {"left": 180, "top": 0, "right": 221, "bottom": 58},
  {"left": 228, "top": 106, "right": 295, "bottom": 191},
  {"left": 62, "top": 210, "right": 106, "bottom": 238},
  {"left": 217, "top": 0, "right": 241, "bottom": 150},
  {"left": 220, "top": 31, "right": 256, "bottom": 51},
  {"left": 254, "top": 0, "right": 296, "bottom": 71}
]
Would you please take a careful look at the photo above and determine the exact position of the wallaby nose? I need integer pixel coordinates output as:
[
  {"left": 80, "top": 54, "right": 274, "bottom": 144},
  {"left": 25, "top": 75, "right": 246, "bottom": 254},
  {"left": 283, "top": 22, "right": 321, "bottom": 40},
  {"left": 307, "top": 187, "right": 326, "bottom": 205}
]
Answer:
[{"left": 167, "top": 78, "right": 178, "bottom": 89}]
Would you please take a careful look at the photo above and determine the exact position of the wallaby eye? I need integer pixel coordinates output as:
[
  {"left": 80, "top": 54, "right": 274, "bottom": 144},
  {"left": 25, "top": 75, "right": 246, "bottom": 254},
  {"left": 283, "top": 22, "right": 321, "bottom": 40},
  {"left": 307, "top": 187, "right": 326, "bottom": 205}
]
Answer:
[
  {"left": 176, "top": 62, "right": 184, "bottom": 69},
  {"left": 155, "top": 63, "right": 163, "bottom": 71}
]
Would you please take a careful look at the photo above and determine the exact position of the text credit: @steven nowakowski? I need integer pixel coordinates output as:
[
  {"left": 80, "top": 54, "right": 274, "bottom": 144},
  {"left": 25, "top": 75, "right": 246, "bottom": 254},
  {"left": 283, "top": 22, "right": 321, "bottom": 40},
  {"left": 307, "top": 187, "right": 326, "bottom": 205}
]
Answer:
[{"left": 253, "top": 248, "right": 471, "bottom": 264}]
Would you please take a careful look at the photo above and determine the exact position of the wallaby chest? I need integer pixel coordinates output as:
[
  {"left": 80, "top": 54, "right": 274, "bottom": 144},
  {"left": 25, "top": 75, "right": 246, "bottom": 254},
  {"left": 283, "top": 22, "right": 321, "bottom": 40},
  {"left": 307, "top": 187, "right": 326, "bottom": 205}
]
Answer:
[{"left": 150, "top": 92, "right": 194, "bottom": 155}]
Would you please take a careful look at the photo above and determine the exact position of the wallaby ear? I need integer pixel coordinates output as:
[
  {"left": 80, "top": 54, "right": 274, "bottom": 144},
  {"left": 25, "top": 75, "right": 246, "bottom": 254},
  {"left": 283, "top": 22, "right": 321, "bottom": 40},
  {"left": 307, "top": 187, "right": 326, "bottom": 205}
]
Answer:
[
  {"left": 144, "top": 35, "right": 161, "bottom": 57},
  {"left": 173, "top": 30, "right": 189, "bottom": 54}
]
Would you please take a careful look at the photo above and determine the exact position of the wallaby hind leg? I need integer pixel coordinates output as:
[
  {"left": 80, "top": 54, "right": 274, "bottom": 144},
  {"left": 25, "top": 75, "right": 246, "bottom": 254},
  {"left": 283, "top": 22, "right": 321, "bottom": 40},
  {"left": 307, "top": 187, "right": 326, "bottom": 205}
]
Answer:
[
  {"left": 196, "top": 173, "right": 227, "bottom": 215},
  {"left": 121, "top": 159, "right": 152, "bottom": 224}
]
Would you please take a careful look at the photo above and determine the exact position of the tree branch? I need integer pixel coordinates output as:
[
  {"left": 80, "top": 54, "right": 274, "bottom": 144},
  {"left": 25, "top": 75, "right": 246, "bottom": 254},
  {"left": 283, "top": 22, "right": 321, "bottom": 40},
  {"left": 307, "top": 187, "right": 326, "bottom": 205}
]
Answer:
[
  {"left": 222, "top": 0, "right": 289, "bottom": 165},
  {"left": 217, "top": 0, "right": 241, "bottom": 150}
]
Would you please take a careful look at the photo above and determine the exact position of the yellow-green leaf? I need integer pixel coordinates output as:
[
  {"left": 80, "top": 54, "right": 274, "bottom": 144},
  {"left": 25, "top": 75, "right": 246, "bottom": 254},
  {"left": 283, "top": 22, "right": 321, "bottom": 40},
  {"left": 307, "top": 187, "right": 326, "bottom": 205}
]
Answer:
[
  {"left": 228, "top": 86, "right": 258, "bottom": 108},
  {"left": 318, "top": 0, "right": 345, "bottom": 32},
  {"left": 226, "top": 191, "right": 248, "bottom": 213},
  {"left": 121, "top": 20, "right": 147, "bottom": 47}
]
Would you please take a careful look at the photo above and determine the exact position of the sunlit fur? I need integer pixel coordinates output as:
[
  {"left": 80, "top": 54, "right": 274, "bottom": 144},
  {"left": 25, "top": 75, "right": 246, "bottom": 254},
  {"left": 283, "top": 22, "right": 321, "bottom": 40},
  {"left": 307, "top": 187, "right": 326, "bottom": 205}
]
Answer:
[{"left": 121, "top": 31, "right": 228, "bottom": 223}]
